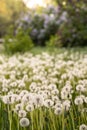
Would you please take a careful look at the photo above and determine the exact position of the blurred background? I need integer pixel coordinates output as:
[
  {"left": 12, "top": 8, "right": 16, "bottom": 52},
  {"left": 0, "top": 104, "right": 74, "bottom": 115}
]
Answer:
[{"left": 0, "top": 0, "right": 87, "bottom": 54}]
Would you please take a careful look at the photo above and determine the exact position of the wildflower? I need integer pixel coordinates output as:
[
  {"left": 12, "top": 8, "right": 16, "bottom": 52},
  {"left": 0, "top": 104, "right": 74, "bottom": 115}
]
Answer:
[
  {"left": 79, "top": 124, "right": 87, "bottom": 130},
  {"left": 15, "top": 103, "right": 23, "bottom": 111},
  {"left": 18, "top": 82, "right": 25, "bottom": 88},
  {"left": 29, "top": 82, "right": 37, "bottom": 91},
  {"left": 26, "top": 104, "right": 34, "bottom": 112},
  {"left": 62, "top": 100, "right": 71, "bottom": 111},
  {"left": 20, "top": 90, "right": 29, "bottom": 98},
  {"left": 44, "top": 99, "right": 54, "bottom": 108},
  {"left": 84, "top": 97, "right": 87, "bottom": 103},
  {"left": 54, "top": 107, "right": 62, "bottom": 115},
  {"left": 2, "top": 95, "right": 14, "bottom": 104},
  {"left": 48, "top": 84, "right": 57, "bottom": 90},
  {"left": 76, "top": 85, "right": 86, "bottom": 92},
  {"left": 51, "top": 89, "right": 59, "bottom": 95},
  {"left": 54, "top": 102, "right": 62, "bottom": 109},
  {"left": 20, "top": 118, "right": 30, "bottom": 127},
  {"left": 51, "top": 96, "right": 59, "bottom": 103},
  {"left": 34, "top": 94, "right": 44, "bottom": 107},
  {"left": 18, "top": 110, "right": 27, "bottom": 118},
  {"left": 81, "top": 108, "right": 87, "bottom": 114},
  {"left": 22, "top": 93, "right": 33, "bottom": 103},
  {"left": 61, "top": 90, "right": 69, "bottom": 99},
  {"left": 74, "top": 97, "right": 83, "bottom": 105}
]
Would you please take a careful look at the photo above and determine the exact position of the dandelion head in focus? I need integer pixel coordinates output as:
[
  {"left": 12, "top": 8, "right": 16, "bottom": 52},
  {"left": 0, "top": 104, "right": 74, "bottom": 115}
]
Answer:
[{"left": 20, "top": 117, "right": 30, "bottom": 127}]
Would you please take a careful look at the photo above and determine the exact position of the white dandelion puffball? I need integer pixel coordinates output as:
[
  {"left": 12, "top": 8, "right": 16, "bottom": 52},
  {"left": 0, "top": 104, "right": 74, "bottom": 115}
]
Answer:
[
  {"left": 26, "top": 104, "right": 34, "bottom": 112},
  {"left": 84, "top": 97, "right": 87, "bottom": 103},
  {"left": 74, "top": 97, "right": 83, "bottom": 105},
  {"left": 44, "top": 99, "right": 54, "bottom": 108},
  {"left": 54, "top": 107, "right": 62, "bottom": 115},
  {"left": 18, "top": 110, "right": 27, "bottom": 118},
  {"left": 20, "top": 118, "right": 30, "bottom": 127},
  {"left": 79, "top": 124, "right": 87, "bottom": 130}
]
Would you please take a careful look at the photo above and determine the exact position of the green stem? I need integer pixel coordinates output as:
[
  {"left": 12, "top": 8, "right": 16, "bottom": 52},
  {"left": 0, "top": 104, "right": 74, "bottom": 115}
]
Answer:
[
  {"left": 31, "top": 112, "right": 34, "bottom": 130},
  {"left": 49, "top": 109, "right": 56, "bottom": 130},
  {"left": 69, "top": 110, "right": 75, "bottom": 130},
  {"left": 62, "top": 111, "right": 64, "bottom": 130},
  {"left": 8, "top": 105, "right": 12, "bottom": 130}
]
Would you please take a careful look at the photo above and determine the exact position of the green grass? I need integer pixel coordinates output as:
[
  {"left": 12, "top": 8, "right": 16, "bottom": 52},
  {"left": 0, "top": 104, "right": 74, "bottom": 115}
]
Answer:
[{"left": 0, "top": 43, "right": 87, "bottom": 55}]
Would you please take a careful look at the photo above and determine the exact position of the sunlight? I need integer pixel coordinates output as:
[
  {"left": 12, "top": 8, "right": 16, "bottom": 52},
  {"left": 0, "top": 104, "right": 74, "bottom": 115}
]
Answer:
[{"left": 23, "top": 0, "right": 46, "bottom": 8}]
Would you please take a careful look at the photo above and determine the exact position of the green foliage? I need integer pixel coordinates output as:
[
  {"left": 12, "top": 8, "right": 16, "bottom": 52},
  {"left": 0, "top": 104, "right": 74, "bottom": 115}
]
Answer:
[
  {"left": 46, "top": 35, "right": 62, "bottom": 47},
  {"left": 0, "top": 0, "right": 27, "bottom": 37},
  {"left": 17, "top": 5, "right": 60, "bottom": 46},
  {"left": 56, "top": 0, "right": 87, "bottom": 47},
  {"left": 4, "top": 29, "right": 34, "bottom": 54},
  {"left": 0, "top": 16, "right": 9, "bottom": 37}
]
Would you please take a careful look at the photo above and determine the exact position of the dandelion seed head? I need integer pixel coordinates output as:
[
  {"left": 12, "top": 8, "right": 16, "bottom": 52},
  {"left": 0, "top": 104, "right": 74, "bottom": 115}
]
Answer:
[
  {"left": 20, "top": 118, "right": 30, "bottom": 127},
  {"left": 79, "top": 124, "right": 87, "bottom": 130},
  {"left": 74, "top": 97, "right": 83, "bottom": 105},
  {"left": 18, "top": 110, "right": 27, "bottom": 118}
]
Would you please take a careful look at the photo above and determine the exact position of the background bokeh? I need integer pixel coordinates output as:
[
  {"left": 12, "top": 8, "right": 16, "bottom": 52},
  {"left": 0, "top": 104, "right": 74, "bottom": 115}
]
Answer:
[{"left": 0, "top": 0, "right": 87, "bottom": 53}]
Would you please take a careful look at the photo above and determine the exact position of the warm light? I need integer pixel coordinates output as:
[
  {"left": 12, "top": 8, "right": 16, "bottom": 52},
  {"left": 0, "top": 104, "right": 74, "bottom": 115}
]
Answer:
[
  {"left": 23, "top": 0, "right": 46, "bottom": 8},
  {"left": 62, "top": 1, "right": 66, "bottom": 6}
]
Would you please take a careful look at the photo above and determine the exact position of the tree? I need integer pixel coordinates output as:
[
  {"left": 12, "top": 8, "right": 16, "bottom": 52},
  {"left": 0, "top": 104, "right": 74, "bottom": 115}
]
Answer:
[
  {"left": 55, "top": 0, "right": 87, "bottom": 47},
  {"left": 0, "top": 0, "right": 27, "bottom": 37}
]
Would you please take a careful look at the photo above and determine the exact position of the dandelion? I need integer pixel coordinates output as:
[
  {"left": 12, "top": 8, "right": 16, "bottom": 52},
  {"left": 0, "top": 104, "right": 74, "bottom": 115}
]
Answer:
[
  {"left": 74, "top": 97, "right": 83, "bottom": 105},
  {"left": 26, "top": 104, "right": 34, "bottom": 112},
  {"left": 29, "top": 82, "right": 37, "bottom": 91},
  {"left": 15, "top": 103, "right": 23, "bottom": 111},
  {"left": 79, "top": 124, "right": 87, "bottom": 130},
  {"left": 76, "top": 84, "right": 86, "bottom": 92},
  {"left": 2, "top": 88, "right": 8, "bottom": 92},
  {"left": 61, "top": 90, "right": 68, "bottom": 99},
  {"left": 0, "top": 51, "right": 87, "bottom": 130},
  {"left": 62, "top": 100, "right": 71, "bottom": 111},
  {"left": 54, "top": 102, "right": 62, "bottom": 109},
  {"left": 84, "top": 97, "right": 87, "bottom": 103},
  {"left": 44, "top": 99, "right": 54, "bottom": 108},
  {"left": 51, "top": 89, "right": 59, "bottom": 95},
  {"left": 81, "top": 108, "right": 87, "bottom": 114},
  {"left": 18, "top": 110, "right": 27, "bottom": 118},
  {"left": 2, "top": 95, "right": 13, "bottom": 104},
  {"left": 18, "top": 82, "right": 25, "bottom": 88},
  {"left": 20, "top": 90, "right": 29, "bottom": 98},
  {"left": 20, "top": 117, "right": 30, "bottom": 127},
  {"left": 34, "top": 94, "right": 44, "bottom": 107},
  {"left": 54, "top": 107, "right": 63, "bottom": 115},
  {"left": 48, "top": 84, "right": 57, "bottom": 90},
  {"left": 51, "top": 96, "right": 59, "bottom": 103},
  {"left": 22, "top": 93, "right": 33, "bottom": 103}
]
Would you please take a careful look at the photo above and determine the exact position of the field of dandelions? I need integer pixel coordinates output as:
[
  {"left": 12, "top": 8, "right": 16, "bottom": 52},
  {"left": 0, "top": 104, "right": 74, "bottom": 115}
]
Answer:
[{"left": 0, "top": 50, "right": 87, "bottom": 130}]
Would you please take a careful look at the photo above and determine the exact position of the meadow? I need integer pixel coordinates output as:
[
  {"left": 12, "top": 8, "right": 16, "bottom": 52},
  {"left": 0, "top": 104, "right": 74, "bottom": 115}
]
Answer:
[
  {"left": 0, "top": 48, "right": 87, "bottom": 130},
  {"left": 0, "top": 0, "right": 87, "bottom": 129}
]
